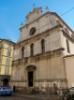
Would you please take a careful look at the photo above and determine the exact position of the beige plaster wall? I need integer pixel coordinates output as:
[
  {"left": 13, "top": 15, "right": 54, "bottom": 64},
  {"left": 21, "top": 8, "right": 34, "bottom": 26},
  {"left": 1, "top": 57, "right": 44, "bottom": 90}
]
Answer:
[{"left": 64, "top": 56, "right": 74, "bottom": 87}]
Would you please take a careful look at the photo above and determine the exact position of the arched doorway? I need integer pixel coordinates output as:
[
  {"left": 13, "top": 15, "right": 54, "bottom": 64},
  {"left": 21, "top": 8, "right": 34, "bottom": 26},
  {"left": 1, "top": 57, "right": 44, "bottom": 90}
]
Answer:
[
  {"left": 0, "top": 75, "right": 10, "bottom": 86},
  {"left": 3, "top": 78, "right": 9, "bottom": 86},
  {"left": 26, "top": 65, "right": 36, "bottom": 87}
]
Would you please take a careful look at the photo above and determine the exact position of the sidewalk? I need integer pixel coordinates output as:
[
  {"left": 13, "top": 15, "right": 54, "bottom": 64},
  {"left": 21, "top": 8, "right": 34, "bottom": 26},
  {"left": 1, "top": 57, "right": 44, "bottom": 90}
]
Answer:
[{"left": 13, "top": 92, "right": 60, "bottom": 100}]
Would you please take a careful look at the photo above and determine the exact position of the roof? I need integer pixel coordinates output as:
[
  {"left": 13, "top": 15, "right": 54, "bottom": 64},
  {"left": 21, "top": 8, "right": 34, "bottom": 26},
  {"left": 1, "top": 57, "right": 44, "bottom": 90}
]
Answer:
[
  {"left": 0, "top": 38, "right": 15, "bottom": 45},
  {"left": 53, "top": 12, "right": 74, "bottom": 33},
  {"left": 19, "top": 11, "right": 74, "bottom": 34}
]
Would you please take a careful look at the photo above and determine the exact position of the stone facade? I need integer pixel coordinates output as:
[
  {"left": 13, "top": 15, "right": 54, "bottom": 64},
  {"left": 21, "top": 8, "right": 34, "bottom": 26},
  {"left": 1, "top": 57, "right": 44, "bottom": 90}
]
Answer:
[{"left": 11, "top": 8, "right": 74, "bottom": 90}]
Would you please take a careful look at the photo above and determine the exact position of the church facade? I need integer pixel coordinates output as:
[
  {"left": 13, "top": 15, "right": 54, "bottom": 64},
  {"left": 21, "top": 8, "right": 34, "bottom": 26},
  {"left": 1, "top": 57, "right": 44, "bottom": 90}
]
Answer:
[{"left": 11, "top": 8, "right": 74, "bottom": 90}]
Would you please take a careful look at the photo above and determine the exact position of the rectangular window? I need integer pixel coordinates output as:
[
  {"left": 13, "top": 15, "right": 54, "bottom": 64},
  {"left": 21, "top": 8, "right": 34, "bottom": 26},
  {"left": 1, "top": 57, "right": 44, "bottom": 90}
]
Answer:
[
  {"left": 6, "top": 48, "right": 11, "bottom": 57},
  {"left": 6, "top": 57, "right": 11, "bottom": 66}
]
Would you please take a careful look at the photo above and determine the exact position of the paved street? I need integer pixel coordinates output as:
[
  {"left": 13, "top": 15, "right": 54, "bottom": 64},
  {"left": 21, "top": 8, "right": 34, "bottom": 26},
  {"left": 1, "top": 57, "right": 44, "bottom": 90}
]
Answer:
[
  {"left": 0, "top": 93, "right": 60, "bottom": 100},
  {"left": 0, "top": 96, "right": 42, "bottom": 100},
  {"left": 0, "top": 96, "right": 48, "bottom": 100},
  {"left": 0, "top": 96, "right": 38, "bottom": 100}
]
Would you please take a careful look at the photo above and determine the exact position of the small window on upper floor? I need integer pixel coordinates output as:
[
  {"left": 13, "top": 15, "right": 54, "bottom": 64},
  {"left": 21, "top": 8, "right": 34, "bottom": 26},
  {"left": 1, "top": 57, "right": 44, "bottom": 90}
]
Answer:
[
  {"left": 21, "top": 47, "right": 24, "bottom": 58},
  {"left": 41, "top": 39, "right": 45, "bottom": 54},
  {"left": 66, "top": 39, "right": 70, "bottom": 53},
  {"left": 30, "top": 43, "right": 34, "bottom": 56}
]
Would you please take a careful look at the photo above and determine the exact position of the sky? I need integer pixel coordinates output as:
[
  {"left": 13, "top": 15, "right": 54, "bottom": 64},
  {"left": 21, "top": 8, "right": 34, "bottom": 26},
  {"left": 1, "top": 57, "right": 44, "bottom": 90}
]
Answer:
[{"left": 0, "top": 0, "right": 74, "bottom": 42}]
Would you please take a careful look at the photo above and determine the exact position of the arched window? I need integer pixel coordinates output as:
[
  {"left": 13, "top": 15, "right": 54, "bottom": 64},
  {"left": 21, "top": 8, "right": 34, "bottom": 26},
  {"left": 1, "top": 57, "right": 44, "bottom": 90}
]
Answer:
[
  {"left": 30, "top": 43, "right": 34, "bottom": 56},
  {"left": 41, "top": 39, "right": 45, "bottom": 54},
  {"left": 21, "top": 47, "right": 24, "bottom": 58},
  {"left": 66, "top": 39, "right": 70, "bottom": 53}
]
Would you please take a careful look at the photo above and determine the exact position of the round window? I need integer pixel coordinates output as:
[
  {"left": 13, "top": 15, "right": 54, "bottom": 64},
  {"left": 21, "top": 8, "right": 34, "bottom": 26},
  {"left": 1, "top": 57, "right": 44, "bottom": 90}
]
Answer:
[{"left": 30, "top": 27, "right": 36, "bottom": 35}]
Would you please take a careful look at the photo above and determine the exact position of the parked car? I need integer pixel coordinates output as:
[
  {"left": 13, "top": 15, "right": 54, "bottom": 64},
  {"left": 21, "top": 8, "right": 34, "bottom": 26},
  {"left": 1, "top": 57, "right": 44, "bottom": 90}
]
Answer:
[
  {"left": 69, "top": 87, "right": 74, "bottom": 94},
  {"left": 0, "top": 87, "right": 13, "bottom": 96},
  {"left": 64, "top": 87, "right": 74, "bottom": 100}
]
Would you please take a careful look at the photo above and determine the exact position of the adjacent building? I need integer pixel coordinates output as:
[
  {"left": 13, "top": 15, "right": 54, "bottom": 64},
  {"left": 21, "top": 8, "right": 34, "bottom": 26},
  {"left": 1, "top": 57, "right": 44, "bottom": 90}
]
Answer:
[
  {"left": 0, "top": 39, "right": 14, "bottom": 86},
  {"left": 11, "top": 8, "right": 74, "bottom": 91}
]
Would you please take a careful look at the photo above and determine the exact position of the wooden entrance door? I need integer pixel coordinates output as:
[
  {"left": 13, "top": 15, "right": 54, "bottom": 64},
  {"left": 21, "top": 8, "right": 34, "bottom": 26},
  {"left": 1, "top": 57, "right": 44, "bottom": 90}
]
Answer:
[{"left": 28, "top": 71, "right": 33, "bottom": 87}]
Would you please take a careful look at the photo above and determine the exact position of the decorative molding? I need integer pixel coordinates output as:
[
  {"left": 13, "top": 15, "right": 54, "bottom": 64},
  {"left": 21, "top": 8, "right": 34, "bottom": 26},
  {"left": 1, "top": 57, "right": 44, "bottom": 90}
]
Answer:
[
  {"left": 13, "top": 48, "right": 64, "bottom": 65},
  {"left": 26, "top": 65, "right": 36, "bottom": 71},
  {"left": 15, "top": 25, "right": 61, "bottom": 47},
  {"left": 10, "top": 79, "right": 67, "bottom": 83},
  {"left": 34, "top": 79, "right": 67, "bottom": 82},
  {"left": 10, "top": 80, "right": 27, "bottom": 82}
]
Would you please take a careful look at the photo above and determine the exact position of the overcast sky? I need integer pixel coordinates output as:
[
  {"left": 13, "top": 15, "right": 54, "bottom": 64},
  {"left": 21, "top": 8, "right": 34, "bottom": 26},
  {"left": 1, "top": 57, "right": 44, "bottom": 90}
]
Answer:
[{"left": 0, "top": 0, "right": 74, "bottom": 42}]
